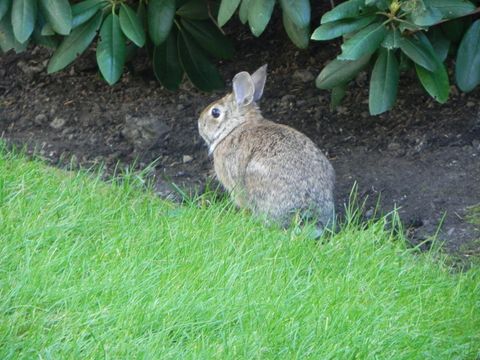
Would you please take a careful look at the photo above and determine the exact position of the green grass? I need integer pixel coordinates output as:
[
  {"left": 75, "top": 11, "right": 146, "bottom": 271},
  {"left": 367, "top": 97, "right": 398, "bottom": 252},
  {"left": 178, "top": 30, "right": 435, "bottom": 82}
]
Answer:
[
  {"left": 0, "top": 149, "right": 479, "bottom": 359},
  {"left": 466, "top": 204, "right": 480, "bottom": 226}
]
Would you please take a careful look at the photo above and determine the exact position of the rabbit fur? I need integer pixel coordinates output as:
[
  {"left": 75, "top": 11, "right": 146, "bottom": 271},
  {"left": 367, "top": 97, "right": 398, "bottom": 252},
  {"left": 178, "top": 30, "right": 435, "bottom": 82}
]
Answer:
[{"left": 198, "top": 65, "right": 335, "bottom": 232}]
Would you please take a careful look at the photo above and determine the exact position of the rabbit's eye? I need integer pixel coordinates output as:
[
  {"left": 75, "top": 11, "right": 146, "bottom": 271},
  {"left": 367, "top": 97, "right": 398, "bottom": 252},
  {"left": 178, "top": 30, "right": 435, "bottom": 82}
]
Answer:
[{"left": 211, "top": 108, "right": 221, "bottom": 118}]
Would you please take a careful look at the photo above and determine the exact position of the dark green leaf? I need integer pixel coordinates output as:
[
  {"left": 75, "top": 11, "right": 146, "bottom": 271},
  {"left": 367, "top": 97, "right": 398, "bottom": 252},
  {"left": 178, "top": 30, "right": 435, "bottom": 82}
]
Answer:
[
  {"left": 96, "top": 13, "right": 126, "bottom": 85},
  {"left": 283, "top": 14, "right": 309, "bottom": 50},
  {"left": 120, "top": 3, "right": 145, "bottom": 47},
  {"left": 428, "top": 27, "right": 450, "bottom": 62},
  {"left": 180, "top": 18, "right": 234, "bottom": 59},
  {"left": 11, "top": 0, "right": 36, "bottom": 43},
  {"left": 0, "top": 7, "right": 27, "bottom": 53},
  {"left": 322, "top": 0, "right": 369, "bottom": 24},
  {"left": 72, "top": 0, "right": 106, "bottom": 28},
  {"left": 0, "top": 0, "right": 11, "bottom": 22},
  {"left": 338, "top": 22, "right": 387, "bottom": 60},
  {"left": 414, "top": 32, "right": 449, "bottom": 101},
  {"left": 33, "top": 27, "right": 58, "bottom": 49},
  {"left": 369, "top": 48, "right": 399, "bottom": 115},
  {"left": 381, "top": 27, "right": 400, "bottom": 49},
  {"left": 399, "top": 35, "right": 438, "bottom": 71},
  {"left": 330, "top": 84, "right": 347, "bottom": 110},
  {"left": 316, "top": 54, "right": 371, "bottom": 89},
  {"left": 137, "top": 1, "right": 147, "bottom": 30},
  {"left": 282, "top": 10, "right": 309, "bottom": 48},
  {"left": 365, "top": 0, "right": 388, "bottom": 9},
  {"left": 409, "top": 5, "right": 442, "bottom": 26},
  {"left": 428, "top": 0, "right": 476, "bottom": 19},
  {"left": 178, "top": 30, "right": 224, "bottom": 91},
  {"left": 455, "top": 19, "right": 480, "bottom": 92},
  {"left": 148, "top": 0, "right": 175, "bottom": 45},
  {"left": 34, "top": 10, "right": 58, "bottom": 48},
  {"left": 35, "top": 35, "right": 59, "bottom": 48},
  {"left": 218, "top": 0, "right": 241, "bottom": 27},
  {"left": 39, "top": 0, "right": 72, "bottom": 35},
  {"left": 176, "top": 0, "right": 209, "bottom": 20},
  {"left": 441, "top": 17, "right": 469, "bottom": 42},
  {"left": 415, "top": 62, "right": 449, "bottom": 103},
  {"left": 47, "top": 11, "right": 102, "bottom": 73},
  {"left": 311, "top": 16, "right": 375, "bottom": 41},
  {"left": 248, "top": 0, "right": 275, "bottom": 37},
  {"left": 41, "top": 22, "right": 55, "bottom": 35},
  {"left": 153, "top": 28, "right": 184, "bottom": 90},
  {"left": 279, "top": 0, "right": 310, "bottom": 28},
  {"left": 239, "top": 0, "right": 251, "bottom": 24}
]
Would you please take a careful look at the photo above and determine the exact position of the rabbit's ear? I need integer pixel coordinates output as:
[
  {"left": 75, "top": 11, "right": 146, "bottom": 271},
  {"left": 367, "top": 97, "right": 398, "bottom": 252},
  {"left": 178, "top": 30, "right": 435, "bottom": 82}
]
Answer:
[
  {"left": 251, "top": 64, "right": 267, "bottom": 102},
  {"left": 232, "top": 71, "right": 255, "bottom": 107}
]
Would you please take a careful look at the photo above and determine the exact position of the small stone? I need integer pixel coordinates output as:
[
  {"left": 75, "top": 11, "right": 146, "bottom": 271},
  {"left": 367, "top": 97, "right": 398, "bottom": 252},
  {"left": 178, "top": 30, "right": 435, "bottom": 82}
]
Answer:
[
  {"left": 183, "top": 155, "right": 193, "bottom": 163},
  {"left": 34, "top": 114, "right": 47, "bottom": 125},
  {"left": 413, "top": 136, "right": 427, "bottom": 152},
  {"left": 466, "top": 101, "right": 475, "bottom": 107},
  {"left": 280, "top": 94, "right": 296, "bottom": 106},
  {"left": 17, "top": 60, "right": 44, "bottom": 77},
  {"left": 177, "top": 104, "right": 185, "bottom": 111},
  {"left": 50, "top": 117, "right": 66, "bottom": 129},
  {"left": 387, "top": 142, "right": 401, "bottom": 151},
  {"left": 61, "top": 127, "right": 74, "bottom": 136},
  {"left": 473, "top": 139, "right": 480, "bottom": 150},
  {"left": 317, "top": 95, "right": 327, "bottom": 104},
  {"left": 387, "top": 142, "right": 406, "bottom": 157},
  {"left": 122, "top": 115, "right": 171, "bottom": 151},
  {"left": 292, "top": 69, "right": 314, "bottom": 83}
]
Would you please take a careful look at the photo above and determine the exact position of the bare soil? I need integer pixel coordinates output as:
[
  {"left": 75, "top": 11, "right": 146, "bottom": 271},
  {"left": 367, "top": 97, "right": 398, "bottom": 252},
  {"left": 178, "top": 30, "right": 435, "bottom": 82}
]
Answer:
[{"left": 1, "top": 25, "right": 479, "bottom": 255}]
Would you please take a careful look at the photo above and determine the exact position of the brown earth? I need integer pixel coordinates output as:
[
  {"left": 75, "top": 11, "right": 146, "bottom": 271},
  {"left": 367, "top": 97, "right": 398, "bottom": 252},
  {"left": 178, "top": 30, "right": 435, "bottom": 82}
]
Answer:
[{"left": 1, "top": 24, "right": 479, "bottom": 255}]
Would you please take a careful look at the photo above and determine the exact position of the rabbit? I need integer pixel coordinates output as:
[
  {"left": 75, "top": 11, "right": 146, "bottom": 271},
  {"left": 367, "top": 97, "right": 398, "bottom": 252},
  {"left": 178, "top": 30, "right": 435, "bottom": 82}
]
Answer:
[{"left": 198, "top": 65, "right": 335, "bottom": 235}]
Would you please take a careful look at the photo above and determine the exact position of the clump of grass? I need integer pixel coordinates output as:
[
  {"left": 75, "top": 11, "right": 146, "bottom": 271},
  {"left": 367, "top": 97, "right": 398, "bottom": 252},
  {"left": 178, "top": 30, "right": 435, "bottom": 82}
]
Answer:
[
  {"left": 457, "top": 204, "right": 480, "bottom": 261},
  {"left": 466, "top": 204, "right": 480, "bottom": 226},
  {"left": 0, "top": 149, "right": 479, "bottom": 359}
]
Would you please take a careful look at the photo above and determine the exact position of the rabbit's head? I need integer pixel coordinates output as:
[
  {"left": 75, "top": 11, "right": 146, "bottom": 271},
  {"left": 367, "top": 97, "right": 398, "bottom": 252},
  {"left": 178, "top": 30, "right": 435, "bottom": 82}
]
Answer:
[{"left": 198, "top": 65, "right": 268, "bottom": 155}]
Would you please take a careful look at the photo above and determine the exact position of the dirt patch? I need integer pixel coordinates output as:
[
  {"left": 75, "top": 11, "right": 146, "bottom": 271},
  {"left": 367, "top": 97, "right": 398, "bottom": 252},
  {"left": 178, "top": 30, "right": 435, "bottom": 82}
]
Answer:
[{"left": 1, "top": 25, "right": 479, "bottom": 254}]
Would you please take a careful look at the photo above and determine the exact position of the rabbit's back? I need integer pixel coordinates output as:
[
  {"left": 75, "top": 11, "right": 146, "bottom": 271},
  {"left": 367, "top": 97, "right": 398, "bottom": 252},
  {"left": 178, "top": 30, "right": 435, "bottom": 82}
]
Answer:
[{"left": 214, "top": 120, "right": 335, "bottom": 227}]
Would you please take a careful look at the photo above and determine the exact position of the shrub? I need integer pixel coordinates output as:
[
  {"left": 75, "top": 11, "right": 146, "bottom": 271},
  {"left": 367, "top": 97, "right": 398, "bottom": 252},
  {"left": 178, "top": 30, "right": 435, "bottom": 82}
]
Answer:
[
  {"left": 311, "top": 0, "right": 480, "bottom": 114},
  {"left": 0, "top": 0, "right": 233, "bottom": 90},
  {"left": 0, "top": 0, "right": 479, "bottom": 114}
]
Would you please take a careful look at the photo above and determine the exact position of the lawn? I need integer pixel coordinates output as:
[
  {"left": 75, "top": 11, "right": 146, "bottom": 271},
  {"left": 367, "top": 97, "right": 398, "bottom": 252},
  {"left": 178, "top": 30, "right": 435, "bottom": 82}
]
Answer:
[{"left": 0, "top": 149, "right": 479, "bottom": 359}]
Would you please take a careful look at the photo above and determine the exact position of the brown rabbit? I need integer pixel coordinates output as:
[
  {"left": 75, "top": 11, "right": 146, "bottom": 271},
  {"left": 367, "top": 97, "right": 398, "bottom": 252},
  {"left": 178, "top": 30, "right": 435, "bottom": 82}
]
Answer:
[{"left": 198, "top": 65, "right": 335, "bottom": 234}]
